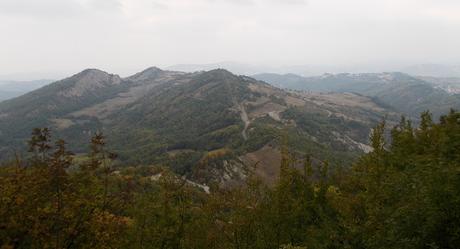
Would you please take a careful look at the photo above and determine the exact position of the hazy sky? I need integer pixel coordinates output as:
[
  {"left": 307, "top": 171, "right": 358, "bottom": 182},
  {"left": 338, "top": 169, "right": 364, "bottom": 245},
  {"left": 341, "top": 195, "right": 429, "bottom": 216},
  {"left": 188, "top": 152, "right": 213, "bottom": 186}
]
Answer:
[{"left": 1, "top": 0, "right": 460, "bottom": 77}]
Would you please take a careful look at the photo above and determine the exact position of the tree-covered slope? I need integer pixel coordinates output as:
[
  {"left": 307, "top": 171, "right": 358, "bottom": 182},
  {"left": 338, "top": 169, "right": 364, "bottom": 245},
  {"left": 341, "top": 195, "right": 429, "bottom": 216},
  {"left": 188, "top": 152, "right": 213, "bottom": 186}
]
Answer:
[
  {"left": 0, "top": 69, "right": 132, "bottom": 154},
  {"left": 0, "top": 67, "right": 399, "bottom": 183},
  {"left": 1, "top": 110, "right": 458, "bottom": 249}
]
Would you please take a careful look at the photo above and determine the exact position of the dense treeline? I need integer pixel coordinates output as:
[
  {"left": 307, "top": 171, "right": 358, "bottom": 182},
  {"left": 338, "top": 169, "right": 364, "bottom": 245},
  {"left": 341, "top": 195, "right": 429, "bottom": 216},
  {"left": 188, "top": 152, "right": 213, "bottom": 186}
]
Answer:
[{"left": 1, "top": 110, "right": 459, "bottom": 248}]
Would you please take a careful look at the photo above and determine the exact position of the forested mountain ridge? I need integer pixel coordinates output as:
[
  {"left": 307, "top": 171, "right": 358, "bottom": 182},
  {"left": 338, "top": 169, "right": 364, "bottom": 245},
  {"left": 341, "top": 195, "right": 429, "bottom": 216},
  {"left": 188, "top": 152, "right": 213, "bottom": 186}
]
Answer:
[
  {"left": 253, "top": 72, "right": 460, "bottom": 119},
  {"left": 0, "top": 67, "right": 400, "bottom": 184}
]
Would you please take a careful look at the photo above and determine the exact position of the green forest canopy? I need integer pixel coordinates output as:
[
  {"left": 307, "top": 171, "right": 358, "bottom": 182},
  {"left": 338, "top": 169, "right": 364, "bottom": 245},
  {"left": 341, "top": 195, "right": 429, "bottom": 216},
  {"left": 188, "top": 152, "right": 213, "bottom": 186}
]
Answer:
[{"left": 0, "top": 110, "right": 459, "bottom": 249}]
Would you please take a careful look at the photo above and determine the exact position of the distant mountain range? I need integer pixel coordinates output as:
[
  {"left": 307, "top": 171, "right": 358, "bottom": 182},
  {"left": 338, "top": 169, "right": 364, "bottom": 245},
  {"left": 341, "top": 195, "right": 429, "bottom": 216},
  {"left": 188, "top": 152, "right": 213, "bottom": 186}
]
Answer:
[
  {"left": 0, "top": 67, "right": 402, "bottom": 184},
  {"left": 416, "top": 76, "right": 460, "bottom": 94},
  {"left": 167, "top": 62, "right": 460, "bottom": 78},
  {"left": 0, "top": 80, "right": 53, "bottom": 102},
  {"left": 402, "top": 64, "right": 460, "bottom": 78},
  {"left": 167, "top": 62, "right": 320, "bottom": 76},
  {"left": 253, "top": 72, "right": 460, "bottom": 119}
]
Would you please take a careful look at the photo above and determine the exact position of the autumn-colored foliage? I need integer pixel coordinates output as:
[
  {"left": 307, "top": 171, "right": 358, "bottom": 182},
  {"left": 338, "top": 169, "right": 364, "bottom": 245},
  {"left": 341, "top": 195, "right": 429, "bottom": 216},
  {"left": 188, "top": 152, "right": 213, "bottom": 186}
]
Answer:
[{"left": 1, "top": 110, "right": 460, "bottom": 249}]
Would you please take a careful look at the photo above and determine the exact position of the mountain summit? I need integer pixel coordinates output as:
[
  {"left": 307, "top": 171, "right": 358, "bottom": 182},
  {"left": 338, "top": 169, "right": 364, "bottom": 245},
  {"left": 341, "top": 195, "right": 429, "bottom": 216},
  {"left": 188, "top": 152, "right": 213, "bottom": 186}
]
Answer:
[
  {"left": 126, "top": 67, "right": 165, "bottom": 81},
  {"left": 59, "top": 69, "right": 122, "bottom": 97}
]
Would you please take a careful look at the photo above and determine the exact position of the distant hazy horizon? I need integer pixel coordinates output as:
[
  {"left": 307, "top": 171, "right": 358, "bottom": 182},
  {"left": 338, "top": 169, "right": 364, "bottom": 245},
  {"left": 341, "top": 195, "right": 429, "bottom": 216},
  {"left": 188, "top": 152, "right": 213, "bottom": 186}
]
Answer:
[
  {"left": 1, "top": 61, "right": 460, "bottom": 82},
  {"left": 1, "top": 0, "right": 460, "bottom": 79}
]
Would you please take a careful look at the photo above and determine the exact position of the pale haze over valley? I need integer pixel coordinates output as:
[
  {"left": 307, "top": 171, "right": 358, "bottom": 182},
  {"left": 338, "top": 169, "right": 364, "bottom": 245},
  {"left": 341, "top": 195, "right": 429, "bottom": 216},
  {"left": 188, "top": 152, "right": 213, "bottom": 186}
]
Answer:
[{"left": 1, "top": 0, "right": 460, "bottom": 79}]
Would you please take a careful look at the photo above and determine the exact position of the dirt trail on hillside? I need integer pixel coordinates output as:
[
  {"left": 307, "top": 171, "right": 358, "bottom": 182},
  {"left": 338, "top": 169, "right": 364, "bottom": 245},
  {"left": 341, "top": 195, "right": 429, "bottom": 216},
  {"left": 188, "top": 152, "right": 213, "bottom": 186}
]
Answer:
[{"left": 238, "top": 103, "right": 250, "bottom": 140}]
